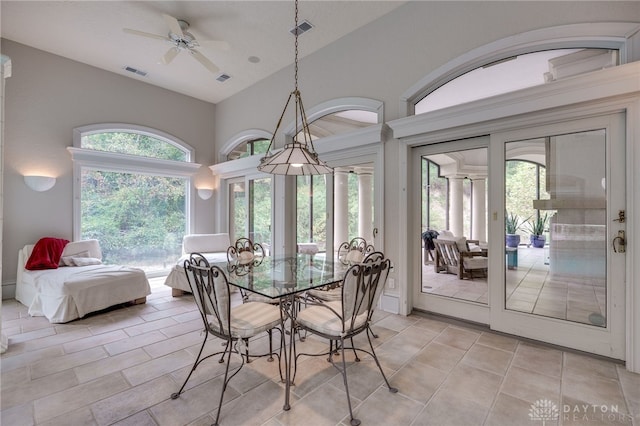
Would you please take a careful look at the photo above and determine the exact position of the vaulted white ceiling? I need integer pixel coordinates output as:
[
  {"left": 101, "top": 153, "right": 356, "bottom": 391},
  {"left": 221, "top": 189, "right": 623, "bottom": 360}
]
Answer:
[{"left": 1, "top": 1, "right": 404, "bottom": 104}]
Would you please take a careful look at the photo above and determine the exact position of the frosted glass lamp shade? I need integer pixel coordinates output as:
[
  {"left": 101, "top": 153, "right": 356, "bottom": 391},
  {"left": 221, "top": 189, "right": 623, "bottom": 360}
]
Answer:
[
  {"left": 258, "top": 143, "right": 332, "bottom": 175},
  {"left": 197, "top": 188, "right": 214, "bottom": 200},
  {"left": 24, "top": 175, "right": 56, "bottom": 192}
]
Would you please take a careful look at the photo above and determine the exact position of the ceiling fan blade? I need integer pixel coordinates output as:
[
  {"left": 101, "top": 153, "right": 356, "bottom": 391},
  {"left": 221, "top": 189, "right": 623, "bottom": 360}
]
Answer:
[
  {"left": 199, "top": 40, "right": 231, "bottom": 51},
  {"left": 123, "top": 28, "right": 168, "bottom": 41},
  {"left": 190, "top": 49, "right": 220, "bottom": 74},
  {"left": 162, "top": 47, "right": 180, "bottom": 65},
  {"left": 162, "top": 14, "right": 184, "bottom": 38}
]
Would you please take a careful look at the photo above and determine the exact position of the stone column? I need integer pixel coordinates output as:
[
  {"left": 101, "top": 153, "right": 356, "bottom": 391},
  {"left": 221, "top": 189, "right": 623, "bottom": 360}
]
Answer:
[
  {"left": 449, "top": 177, "right": 464, "bottom": 237},
  {"left": 471, "top": 178, "right": 487, "bottom": 242},
  {"left": 333, "top": 168, "right": 349, "bottom": 250},
  {"left": 357, "top": 168, "right": 373, "bottom": 242}
]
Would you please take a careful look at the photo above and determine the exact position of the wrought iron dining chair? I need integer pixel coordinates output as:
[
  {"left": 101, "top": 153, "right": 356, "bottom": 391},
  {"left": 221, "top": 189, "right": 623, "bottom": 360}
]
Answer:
[
  {"left": 227, "top": 238, "right": 273, "bottom": 305},
  {"left": 227, "top": 237, "right": 266, "bottom": 264},
  {"left": 171, "top": 253, "right": 282, "bottom": 426},
  {"left": 295, "top": 255, "right": 398, "bottom": 426},
  {"left": 338, "top": 237, "right": 375, "bottom": 265},
  {"left": 305, "top": 238, "right": 376, "bottom": 303}
]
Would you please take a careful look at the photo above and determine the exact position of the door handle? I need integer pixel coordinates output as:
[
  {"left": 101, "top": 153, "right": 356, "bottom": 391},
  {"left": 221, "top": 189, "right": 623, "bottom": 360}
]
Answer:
[
  {"left": 612, "top": 230, "right": 626, "bottom": 253},
  {"left": 373, "top": 228, "right": 379, "bottom": 238}
]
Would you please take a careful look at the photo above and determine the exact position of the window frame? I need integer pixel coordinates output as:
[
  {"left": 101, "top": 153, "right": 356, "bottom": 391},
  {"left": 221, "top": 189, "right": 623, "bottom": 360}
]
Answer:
[{"left": 68, "top": 123, "right": 200, "bottom": 244}]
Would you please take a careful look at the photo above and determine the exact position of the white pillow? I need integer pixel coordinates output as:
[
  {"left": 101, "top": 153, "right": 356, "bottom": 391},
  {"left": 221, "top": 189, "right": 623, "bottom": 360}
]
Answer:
[
  {"left": 345, "top": 250, "right": 364, "bottom": 264},
  {"left": 238, "top": 251, "right": 255, "bottom": 264},
  {"left": 61, "top": 250, "right": 90, "bottom": 266},
  {"left": 60, "top": 240, "right": 102, "bottom": 265},
  {"left": 455, "top": 237, "right": 469, "bottom": 253},
  {"left": 71, "top": 257, "right": 103, "bottom": 266},
  {"left": 183, "top": 233, "right": 231, "bottom": 254}
]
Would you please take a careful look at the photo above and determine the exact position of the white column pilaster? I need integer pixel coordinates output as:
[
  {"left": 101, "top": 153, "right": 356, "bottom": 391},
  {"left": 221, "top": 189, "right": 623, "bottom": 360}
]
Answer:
[
  {"left": 357, "top": 168, "right": 373, "bottom": 242},
  {"left": 472, "top": 178, "right": 487, "bottom": 242},
  {"left": 449, "top": 177, "right": 464, "bottom": 237},
  {"left": 333, "top": 168, "right": 349, "bottom": 250}
]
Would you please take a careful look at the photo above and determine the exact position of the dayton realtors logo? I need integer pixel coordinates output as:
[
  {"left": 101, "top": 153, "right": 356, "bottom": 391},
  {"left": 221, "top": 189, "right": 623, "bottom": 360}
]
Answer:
[
  {"left": 529, "top": 399, "right": 631, "bottom": 424},
  {"left": 529, "top": 399, "right": 559, "bottom": 425}
]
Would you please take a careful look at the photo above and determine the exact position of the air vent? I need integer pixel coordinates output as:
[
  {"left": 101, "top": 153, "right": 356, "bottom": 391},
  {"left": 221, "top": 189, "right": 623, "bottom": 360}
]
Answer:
[
  {"left": 123, "top": 66, "right": 148, "bottom": 77},
  {"left": 216, "top": 73, "right": 231, "bottom": 82},
  {"left": 289, "top": 20, "right": 313, "bottom": 36}
]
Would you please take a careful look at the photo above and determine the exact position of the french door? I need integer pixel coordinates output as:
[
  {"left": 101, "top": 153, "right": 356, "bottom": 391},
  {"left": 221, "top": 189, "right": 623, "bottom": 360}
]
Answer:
[
  {"left": 490, "top": 114, "right": 626, "bottom": 359},
  {"left": 413, "top": 113, "right": 626, "bottom": 358},
  {"left": 228, "top": 174, "right": 273, "bottom": 249}
]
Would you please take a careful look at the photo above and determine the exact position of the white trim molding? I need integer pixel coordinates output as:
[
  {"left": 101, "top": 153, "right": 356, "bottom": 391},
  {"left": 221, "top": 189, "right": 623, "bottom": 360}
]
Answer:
[
  {"left": 283, "top": 97, "right": 384, "bottom": 138},
  {"left": 218, "top": 129, "right": 272, "bottom": 164},
  {"left": 399, "top": 22, "right": 640, "bottom": 117}
]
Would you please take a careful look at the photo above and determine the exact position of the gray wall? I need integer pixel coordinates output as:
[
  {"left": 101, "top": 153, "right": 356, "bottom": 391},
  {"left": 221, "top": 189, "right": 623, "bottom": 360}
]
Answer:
[
  {"left": 212, "top": 1, "right": 640, "bottom": 303},
  {"left": 3, "top": 1, "right": 639, "bottom": 298},
  {"left": 1, "top": 40, "right": 217, "bottom": 296}
]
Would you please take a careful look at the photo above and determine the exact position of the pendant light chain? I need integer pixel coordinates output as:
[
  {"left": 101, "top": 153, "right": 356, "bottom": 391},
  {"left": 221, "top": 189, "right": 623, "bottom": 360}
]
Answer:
[
  {"left": 256, "top": 0, "right": 332, "bottom": 175},
  {"left": 294, "top": 0, "right": 299, "bottom": 94}
]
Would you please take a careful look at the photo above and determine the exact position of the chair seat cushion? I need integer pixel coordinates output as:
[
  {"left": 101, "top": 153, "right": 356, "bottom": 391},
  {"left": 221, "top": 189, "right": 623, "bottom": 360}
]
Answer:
[
  {"left": 297, "top": 301, "right": 368, "bottom": 337},
  {"left": 306, "top": 287, "right": 342, "bottom": 301},
  {"left": 209, "top": 301, "right": 281, "bottom": 339},
  {"left": 463, "top": 257, "right": 488, "bottom": 269}
]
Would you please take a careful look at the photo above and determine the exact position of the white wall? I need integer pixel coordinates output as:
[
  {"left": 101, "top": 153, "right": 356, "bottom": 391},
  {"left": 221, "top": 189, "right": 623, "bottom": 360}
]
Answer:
[
  {"left": 212, "top": 1, "right": 640, "bottom": 307},
  {"left": 1, "top": 40, "right": 217, "bottom": 298}
]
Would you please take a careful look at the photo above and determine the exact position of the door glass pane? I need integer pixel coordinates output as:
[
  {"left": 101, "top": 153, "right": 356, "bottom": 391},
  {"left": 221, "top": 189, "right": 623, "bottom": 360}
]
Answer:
[
  {"left": 421, "top": 148, "right": 488, "bottom": 304},
  {"left": 249, "top": 177, "right": 272, "bottom": 247},
  {"left": 505, "top": 130, "right": 607, "bottom": 327},
  {"left": 297, "top": 175, "right": 327, "bottom": 253},
  {"left": 229, "top": 181, "right": 246, "bottom": 242}
]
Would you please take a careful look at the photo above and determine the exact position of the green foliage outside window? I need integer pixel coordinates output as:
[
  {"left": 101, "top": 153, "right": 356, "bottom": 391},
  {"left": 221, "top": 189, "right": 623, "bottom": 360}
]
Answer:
[
  {"left": 81, "top": 170, "right": 186, "bottom": 270},
  {"left": 83, "top": 132, "right": 186, "bottom": 161}
]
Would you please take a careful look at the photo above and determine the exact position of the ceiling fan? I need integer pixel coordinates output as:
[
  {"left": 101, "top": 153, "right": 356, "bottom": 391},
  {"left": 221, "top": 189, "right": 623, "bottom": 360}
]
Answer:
[{"left": 123, "top": 14, "right": 230, "bottom": 74}]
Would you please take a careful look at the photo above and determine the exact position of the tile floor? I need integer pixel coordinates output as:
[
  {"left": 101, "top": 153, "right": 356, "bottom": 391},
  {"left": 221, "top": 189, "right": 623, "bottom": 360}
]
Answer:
[
  {"left": 422, "top": 247, "right": 606, "bottom": 326},
  {"left": 2, "top": 278, "right": 639, "bottom": 426}
]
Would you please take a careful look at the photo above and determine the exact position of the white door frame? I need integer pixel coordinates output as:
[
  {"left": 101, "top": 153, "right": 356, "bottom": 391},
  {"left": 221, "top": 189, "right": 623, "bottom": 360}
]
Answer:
[
  {"left": 489, "top": 113, "right": 626, "bottom": 359},
  {"left": 389, "top": 62, "right": 640, "bottom": 372}
]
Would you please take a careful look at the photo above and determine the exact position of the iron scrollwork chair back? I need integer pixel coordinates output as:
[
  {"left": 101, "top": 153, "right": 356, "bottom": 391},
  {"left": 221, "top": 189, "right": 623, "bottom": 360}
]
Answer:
[
  {"left": 227, "top": 237, "right": 265, "bottom": 264},
  {"left": 337, "top": 237, "right": 375, "bottom": 265}
]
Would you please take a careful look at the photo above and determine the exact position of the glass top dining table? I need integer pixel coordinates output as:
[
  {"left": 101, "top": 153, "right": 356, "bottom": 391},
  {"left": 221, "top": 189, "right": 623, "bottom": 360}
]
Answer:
[
  {"left": 210, "top": 253, "right": 348, "bottom": 411},
  {"left": 212, "top": 253, "right": 349, "bottom": 299}
]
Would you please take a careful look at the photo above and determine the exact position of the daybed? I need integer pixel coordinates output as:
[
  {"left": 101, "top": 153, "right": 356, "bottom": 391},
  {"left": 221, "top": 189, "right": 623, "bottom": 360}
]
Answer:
[
  {"left": 164, "top": 233, "right": 231, "bottom": 296},
  {"left": 16, "top": 239, "right": 151, "bottom": 323}
]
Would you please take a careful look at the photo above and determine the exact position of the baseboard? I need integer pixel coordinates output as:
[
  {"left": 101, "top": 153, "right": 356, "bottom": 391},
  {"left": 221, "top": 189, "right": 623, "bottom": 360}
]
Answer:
[{"left": 2, "top": 282, "right": 16, "bottom": 300}]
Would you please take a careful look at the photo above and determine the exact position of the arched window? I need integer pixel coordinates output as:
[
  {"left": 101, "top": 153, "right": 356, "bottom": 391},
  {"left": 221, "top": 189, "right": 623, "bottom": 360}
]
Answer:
[
  {"left": 415, "top": 48, "right": 618, "bottom": 114},
  {"left": 68, "top": 124, "right": 200, "bottom": 276},
  {"left": 401, "top": 23, "right": 639, "bottom": 117},
  {"left": 226, "top": 138, "right": 270, "bottom": 161}
]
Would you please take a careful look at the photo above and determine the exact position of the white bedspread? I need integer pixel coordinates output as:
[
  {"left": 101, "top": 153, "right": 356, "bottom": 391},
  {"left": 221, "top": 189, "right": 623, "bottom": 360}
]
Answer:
[
  {"left": 164, "top": 252, "right": 229, "bottom": 293},
  {"left": 23, "top": 264, "right": 151, "bottom": 323}
]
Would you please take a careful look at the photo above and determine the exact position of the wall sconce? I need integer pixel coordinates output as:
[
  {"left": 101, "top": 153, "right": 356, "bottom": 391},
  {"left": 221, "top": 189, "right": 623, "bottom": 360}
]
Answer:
[
  {"left": 24, "top": 175, "right": 56, "bottom": 192},
  {"left": 197, "top": 188, "right": 213, "bottom": 200}
]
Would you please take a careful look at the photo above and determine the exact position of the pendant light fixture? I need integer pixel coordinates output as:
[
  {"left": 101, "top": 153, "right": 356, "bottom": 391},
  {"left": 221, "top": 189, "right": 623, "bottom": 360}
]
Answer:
[{"left": 257, "top": 0, "right": 332, "bottom": 175}]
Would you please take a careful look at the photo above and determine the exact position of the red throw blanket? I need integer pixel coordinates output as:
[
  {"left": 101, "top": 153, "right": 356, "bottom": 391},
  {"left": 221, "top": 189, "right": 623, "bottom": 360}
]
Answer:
[{"left": 25, "top": 237, "right": 70, "bottom": 270}]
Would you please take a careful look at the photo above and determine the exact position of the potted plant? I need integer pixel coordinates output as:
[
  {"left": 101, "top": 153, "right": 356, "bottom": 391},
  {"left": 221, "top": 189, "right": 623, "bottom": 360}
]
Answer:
[
  {"left": 525, "top": 213, "right": 549, "bottom": 248},
  {"left": 505, "top": 212, "right": 527, "bottom": 248}
]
